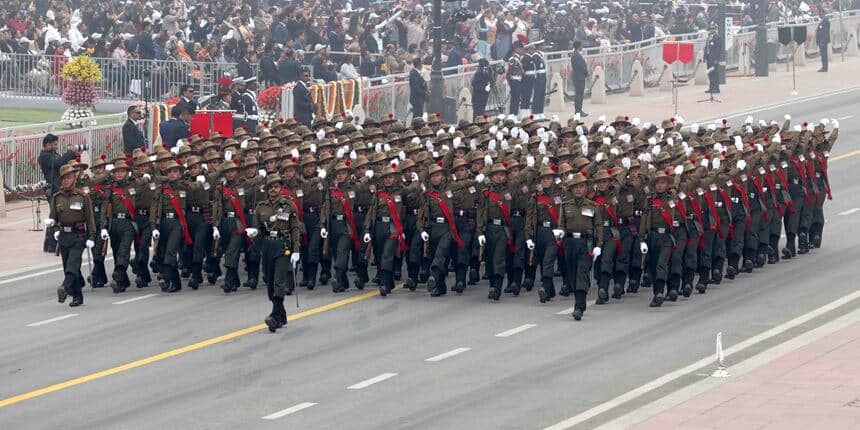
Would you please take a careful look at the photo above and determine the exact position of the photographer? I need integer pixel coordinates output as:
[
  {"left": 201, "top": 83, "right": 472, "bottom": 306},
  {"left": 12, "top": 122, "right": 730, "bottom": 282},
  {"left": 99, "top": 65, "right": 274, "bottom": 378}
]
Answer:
[
  {"left": 471, "top": 58, "right": 493, "bottom": 117},
  {"left": 38, "top": 133, "right": 80, "bottom": 252}
]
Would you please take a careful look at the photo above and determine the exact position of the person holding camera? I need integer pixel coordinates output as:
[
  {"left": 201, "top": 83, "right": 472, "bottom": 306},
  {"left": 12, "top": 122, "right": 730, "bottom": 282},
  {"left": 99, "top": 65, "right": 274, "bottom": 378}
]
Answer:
[
  {"left": 471, "top": 58, "right": 493, "bottom": 117},
  {"left": 38, "top": 133, "right": 80, "bottom": 252}
]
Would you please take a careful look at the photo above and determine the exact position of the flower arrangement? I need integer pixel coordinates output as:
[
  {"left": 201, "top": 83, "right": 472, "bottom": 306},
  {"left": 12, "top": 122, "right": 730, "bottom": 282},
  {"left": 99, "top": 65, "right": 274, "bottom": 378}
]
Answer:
[
  {"left": 258, "top": 85, "right": 283, "bottom": 111},
  {"left": 60, "top": 56, "right": 102, "bottom": 84},
  {"left": 60, "top": 56, "right": 103, "bottom": 127}
]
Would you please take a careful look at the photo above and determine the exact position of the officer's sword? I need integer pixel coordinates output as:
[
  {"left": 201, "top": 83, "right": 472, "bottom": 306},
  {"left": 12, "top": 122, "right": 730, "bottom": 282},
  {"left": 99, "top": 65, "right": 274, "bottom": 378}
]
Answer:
[
  {"left": 292, "top": 260, "right": 300, "bottom": 308},
  {"left": 87, "top": 247, "right": 94, "bottom": 291}
]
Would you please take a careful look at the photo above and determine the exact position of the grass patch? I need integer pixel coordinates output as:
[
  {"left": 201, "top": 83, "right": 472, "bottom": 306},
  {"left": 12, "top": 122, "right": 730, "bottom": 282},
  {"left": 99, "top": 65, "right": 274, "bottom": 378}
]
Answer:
[{"left": 0, "top": 107, "right": 121, "bottom": 130}]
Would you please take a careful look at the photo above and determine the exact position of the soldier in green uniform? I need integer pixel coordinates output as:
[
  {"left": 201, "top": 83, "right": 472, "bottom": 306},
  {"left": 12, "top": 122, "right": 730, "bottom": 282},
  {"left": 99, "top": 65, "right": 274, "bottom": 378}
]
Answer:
[
  {"left": 350, "top": 156, "right": 375, "bottom": 290},
  {"left": 151, "top": 160, "right": 194, "bottom": 293},
  {"left": 639, "top": 169, "right": 680, "bottom": 307},
  {"left": 621, "top": 158, "right": 648, "bottom": 294},
  {"left": 505, "top": 157, "right": 540, "bottom": 294},
  {"left": 557, "top": 172, "right": 603, "bottom": 320},
  {"left": 445, "top": 157, "right": 484, "bottom": 293},
  {"left": 131, "top": 152, "right": 158, "bottom": 288},
  {"left": 364, "top": 166, "right": 407, "bottom": 296},
  {"left": 101, "top": 160, "right": 138, "bottom": 294},
  {"left": 526, "top": 166, "right": 562, "bottom": 303},
  {"left": 181, "top": 155, "right": 213, "bottom": 290},
  {"left": 249, "top": 174, "right": 301, "bottom": 333},
  {"left": 417, "top": 163, "right": 460, "bottom": 297},
  {"left": 298, "top": 154, "right": 327, "bottom": 289},
  {"left": 398, "top": 159, "right": 425, "bottom": 291},
  {"left": 80, "top": 154, "right": 110, "bottom": 288},
  {"left": 591, "top": 168, "right": 624, "bottom": 303},
  {"left": 321, "top": 160, "right": 362, "bottom": 293},
  {"left": 48, "top": 164, "right": 96, "bottom": 306},
  {"left": 477, "top": 163, "right": 516, "bottom": 301},
  {"left": 212, "top": 158, "right": 250, "bottom": 293},
  {"left": 240, "top": 156, "right": 265, "bottom": 290}
]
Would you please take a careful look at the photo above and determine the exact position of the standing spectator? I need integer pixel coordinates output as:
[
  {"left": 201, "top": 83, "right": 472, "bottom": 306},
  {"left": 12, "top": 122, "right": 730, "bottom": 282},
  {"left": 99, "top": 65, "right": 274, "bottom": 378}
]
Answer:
[
  {"left": 293, "top": 67, "right": 314, "bottom": 127},
  {"left": 259, "top": 44, "right": 279, "bottom": 86},
  {"left": 408, "top": 57, "right": 427, "bottom": 118},
  {"left": 570, "top": 41, "right": 588, "bottom": 117},
  {"left": 137, "top": 21, "right": 155, "bottom": 60},
  {"left": 278, "top": 48, "right": 301, "bottom": 84},
  {"left": 816, "top": 11, "right": 830, "bottom": 72},
  {"left": 495, "top": 11, "right": 514, "bottom": 60},
  {"left": 122, "top": 105, "right": 148, "bottom": 153},
  {"left": 475, "top": 8, "right": 494, "bottom": 59}
]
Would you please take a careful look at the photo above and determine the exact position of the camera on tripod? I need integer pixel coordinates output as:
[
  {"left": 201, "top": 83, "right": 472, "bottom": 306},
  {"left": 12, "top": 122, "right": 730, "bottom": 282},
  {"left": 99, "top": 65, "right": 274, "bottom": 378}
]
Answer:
[
  {"left": 70, "top": 144, "right": 89, "bottom": 152},
  {"left": 451, "top": 9, "right": 476, "bottom": 22}
]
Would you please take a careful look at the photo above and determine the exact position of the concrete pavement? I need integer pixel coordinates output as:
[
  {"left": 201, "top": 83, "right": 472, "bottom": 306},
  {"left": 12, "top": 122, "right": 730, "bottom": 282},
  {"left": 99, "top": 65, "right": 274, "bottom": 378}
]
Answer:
[{"left": 1, "top": 85, "right": 860, "bottom": 429}]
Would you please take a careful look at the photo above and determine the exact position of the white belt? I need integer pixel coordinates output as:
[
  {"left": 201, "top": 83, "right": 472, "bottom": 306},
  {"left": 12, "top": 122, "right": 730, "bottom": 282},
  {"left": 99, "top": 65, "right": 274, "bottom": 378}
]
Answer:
[
  {"left": 541, "top": 221, "right": 552, "bottom": 227},
  {"left": 232, "top": 114, "right": 245, "bottom": 120},
  {"left": 335, "top": 214, "right": 345, "bottom": 221},
  {"left": 524, "top": 71, "right": 537, "bottom": 76},
  {"left": 536, "top": 69, "right": 546, "bottom": 74},
  {"left": 246, "top": 115, "right": 259, "bottom": 120},
  {"left": 435, "top": 217, "right": 446, "bottom": 223},
  {"left": 509, "top": 76, "right": 522, "bottom": 81},
  {"left": 380, "top": 216, "right": 391, "bottom": 222},
  {"left": 570, "top": 232, "right": 582, "bottom": 238}
]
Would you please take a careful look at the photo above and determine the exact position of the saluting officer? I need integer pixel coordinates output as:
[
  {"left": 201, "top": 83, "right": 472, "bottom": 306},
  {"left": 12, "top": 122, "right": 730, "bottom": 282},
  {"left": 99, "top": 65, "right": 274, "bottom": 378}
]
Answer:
[
  {"left": 48, "top": 163, "right": 97, "bottom": 307},
  {"left": 520, "top": 42, "right": 535, "bottom": 117},
  {"left": 249, "top": 174, "right": 302, "bottom": 333},
  {"left": 556, "top": 173, "right": 603, "bottom": 320}
]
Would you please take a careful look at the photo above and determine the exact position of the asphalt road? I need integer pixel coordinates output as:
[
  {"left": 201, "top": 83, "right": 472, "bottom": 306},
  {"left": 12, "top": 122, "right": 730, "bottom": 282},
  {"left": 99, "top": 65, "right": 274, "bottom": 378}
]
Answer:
[{"left": 2, "top": 89, "right": 860, "bottom": 430}]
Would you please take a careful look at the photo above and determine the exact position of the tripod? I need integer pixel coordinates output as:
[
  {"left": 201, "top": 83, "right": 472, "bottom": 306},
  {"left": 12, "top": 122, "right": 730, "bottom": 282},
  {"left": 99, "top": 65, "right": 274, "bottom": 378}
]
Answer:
[{"left": 697, "top": 65, "right": 722, "bottom": 104}]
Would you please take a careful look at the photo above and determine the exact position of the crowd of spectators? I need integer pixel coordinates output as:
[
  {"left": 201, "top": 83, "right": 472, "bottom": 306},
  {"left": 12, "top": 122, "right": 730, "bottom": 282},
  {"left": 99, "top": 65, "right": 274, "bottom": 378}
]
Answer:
[{"left": 0, "top": 0, "right": 851, "bottom": 98}]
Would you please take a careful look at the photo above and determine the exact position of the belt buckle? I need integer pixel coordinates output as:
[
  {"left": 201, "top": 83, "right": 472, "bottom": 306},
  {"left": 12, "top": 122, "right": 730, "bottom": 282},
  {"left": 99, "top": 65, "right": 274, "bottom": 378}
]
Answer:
[
  {"left": 227, "top": 211, "right": 235, "bottom": 218},
  {"left": 436, "top": 217, "right": 445, "bottom": 223},
  {"left": 542, "top": 221, "right": 552, "bottom": 227},
  {"left": 381, "top": 216, "right": 391, "bottom": 222},
  {"left": 63, "top": 226, "right": 72, "bottom": 232},
  {"left": 492, "top": 219, "right": 502, "bottom": 226},
  {"left": 191, "top": 207, "right": 200, "bottom": 213},
  {"left": 336, "top": 214, "right": 345, "bottom": 221},
  {"left": 572, "top": 232, "right": 581, "bottom": 239},
  {"left": 166, "top": 212, "right": 175, "bottom": 219},
  {"left": 270, "top": 231, "right": 278, "bottom": 238},
  {"left": 411, "top": 209, "right": 419, "bottom": 215},
  {"left": 658, "top": 227, "right": 666, "bottom": 234},
  {"left": 117, "top": 213, "right": 126, "bottom": 219},
  {"left": 94, "top": 207, "right": 100, "bottom": 212}
]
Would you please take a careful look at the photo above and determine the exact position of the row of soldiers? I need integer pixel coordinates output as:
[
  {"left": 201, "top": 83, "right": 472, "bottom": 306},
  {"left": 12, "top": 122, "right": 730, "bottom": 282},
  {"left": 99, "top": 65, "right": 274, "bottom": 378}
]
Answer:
[
  {"left": 506, "top": 39, "right": 548, "bottom": 120},
  {"left": 47, "top": 110, "right": 837, "bottom": 327}
]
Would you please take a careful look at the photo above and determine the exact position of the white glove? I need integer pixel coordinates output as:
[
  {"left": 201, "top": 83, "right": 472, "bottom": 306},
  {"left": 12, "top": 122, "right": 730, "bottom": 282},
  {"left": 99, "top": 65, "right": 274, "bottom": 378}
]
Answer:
[
  {"left": 484, "top": 154, "right": 493, "bottom": 166},
  {"left": 452, "top": 137, "right": 462, "bottom": 148},
  {"left": 700, "top": 158, "right": 709, "bottom": 167},
  {"left": 596, "top": 152, "right": 605, "bottom": 162},
  {"left": 478, "top": 235, "right": 486, "bottom": 246},
  {"left": 832, "top": 119, "right": 839, "bottom": 129},
  {"left": 213, "top": 227, "right": 221, "bottom": 240},
  {"left": 350, "top": 150, "right": 357, "bottom": 160},
  {"left": 316, "top": 129, "right": 326, "bottom": 140},
  {"left": 363, "top": 233, "right": 372, "bottom": 243},
  {"left": 538, "top": 142, "right": 547, "bottom": 155},
  {"left": 320, "top": 228, "right": 329, "bottom": 239},
  {"left": 152, "top": 229, "right": 160, "bottom": 240},
  {"left": 291, "top": 252, "right": 301, "bottom": 267},
  {"left": 622, "top": 157, "right": 631, "bottom": 169},
  {"left": 258, "top": 169, "right": 267, "bottom": 177},
  {"left": 784, "top": 114, "right": 791, "bottom": 121},
  {"left": 196, "top": 175, "right": 206, "bottom": 184},
  {"left": 336, "top": 147, "right": 345, "bottom": 159},
  {"left": 318, "top": 169, "right": 327, "bottom": 179},
  {"left": 398, "top": 151, "right": 406, "bottom": 161},
  {"left": 526, "top": 239, "right": 535, "bottom": 250},
  {"left": 54, "top": 231, "right": 60, "bottom": 241},
  {"left": 553, "top": 229, "right": 564, "bottom": 240},
  {"left": 245, "top": 228, "right": 259, "bottom": 238},
  {"left": 100, "top": 229, "right": 109, "bottom": 240},
  {"left": 592, "top": 246, "right": 601, "bottom": 261},
  {"left": 484, "top": 84, "right": 491, "bottom": 92},
  {"left": 737, "top": 159, "right": 747, "bottom": 171},
  {"left": 142, "top": 173, "right": 151, "bottom": 181},
  {"left": 712, "top": 158, "right": 721, "bottom": 170},
  {"left": 475, "top": 173, "right": 486, "bottom": 184},
  {"left": 674, "top": 164, "right": 684, "bottom": 175},
  {"left": 526, "top": 155, "right": 535, "bottom": 167},
  {"left": 640, "top": 242, "right": 649, "bottom": 254},
  {"left": 365, "top": 169, "right": 374, "bottom": 179},
  {"left": 610, "top": 147, "right": 620, "bottom": 156},
  {"left": 310, "top": 143, "right": 317, "bottom": 153},
  {"left": 44, "top": 218, "right": 55, "bottom": 227},
  {"left": 420, "top": 231, "right": 429, "bottom": 242},
  {"left": 411, "top": 172, "right": 420, "bottom": 182},
  {"left": 86, "top": 240, "right": 95, "bottom": 249}
]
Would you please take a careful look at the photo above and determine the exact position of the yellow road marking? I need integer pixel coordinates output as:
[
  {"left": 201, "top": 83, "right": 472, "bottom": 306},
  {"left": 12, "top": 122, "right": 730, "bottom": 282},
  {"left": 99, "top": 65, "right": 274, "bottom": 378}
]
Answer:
[
  {"left": 831, "top": 149, "right": 860, "bottom": 162},
  {"left": 0, "top": 288, "right": 383, "bottom": 408}
]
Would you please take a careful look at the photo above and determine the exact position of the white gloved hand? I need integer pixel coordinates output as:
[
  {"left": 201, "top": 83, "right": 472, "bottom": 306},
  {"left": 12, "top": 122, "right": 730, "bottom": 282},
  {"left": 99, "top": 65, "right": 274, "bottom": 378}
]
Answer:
[
  {"left": 700, "top": 158, "right": 709, "bottom": 167},
  {"left": 196, "top": 175, "right": 206, "bottom": 183},
  {"left": 86, "top": 240, "right": 95, "bottom": 249},
  {"left": 142, "top": 173, "right": 151, "bottom": 181},
  {"left": 336, "top": 147, "right": 345, "bottom": 159},
  {"left": 674, "top": 164, "right": 684, "bottom": 175},
  {"left": 553, "top": 229, "right": 564, "bottom": 240},
  {"left": 526, "top": 155, "right": 535, "bottom": 167},
  {"left": 475, "top": 173, "right": 486, "bottom": 184},
  {"left": 152, "top": 229, "right": 160, "bottom": 240},
  {"left": 411, "top": 172, "right": 420, "bottom": 182},
  {"left": 350, "top": 150, "right": 358, "bottom": 160},
  {"left": 478, "top": 235, "right": 486, "bottom": 246},
  {"left": 596, "top": 152, "right": 605, "bottom": 162},
  {"left": 100, "top": 229, "right": 109, "bottom": 240},
  {"left": 44, "top": 218, "right": 55, "bottom": 227},
  {"left": 320, "top": 228, "right": 328, "bottom": 239},
  {"left": 420, "top": 231, "right": 430, "bottom": 242},
  {"left": 366, "top": 169, "right": 374, "bottom": 179},
  {"left": 245, "top": 228, "right": 259, "bottom": 238},
  {"left": 538, "top": 142, "right": 547, "bottom": 155},
  {"left": 54, "top": 231, "right": 60, "bottom": 241},
  {"left": 526, "top": 239, "right": 535, "bottom": 250},
  {"left": 363, "top": 233, "right": 372, "bottom": 243},
  {"left": 452, "top": 137, "right": 462, "bottom": 148},
  {"left": 291, "top": 252, "right": 301, "bottom": 267},
  {"left": 213, "top": 227, "right": 221, "bottom": 240},
  {"left": 832, "top": 119, "right": 839, "bottom": 129},
  {"left": 317, "top": 169, "right": 327, "bottom": 179},
  {"left": 484, "top": 154, "right": 493, "bottom": 166},
  {"left": 713, "top": 158, "right": 721, "bottom": 170},
  {"left": 640, "top": 242, "right": 649, "bottom": 254},
  {"left": 592, "top": 246, "right": 601, "bottom": 261},
  {"left": 737, "top": 159, "right": 747, "bottom": 171}
]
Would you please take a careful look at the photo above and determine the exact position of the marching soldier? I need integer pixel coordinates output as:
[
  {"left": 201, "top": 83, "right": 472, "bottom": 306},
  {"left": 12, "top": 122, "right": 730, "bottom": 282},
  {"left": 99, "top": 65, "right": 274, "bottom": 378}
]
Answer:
[
  {"left": 321, "top": 160, "right": 362, "bottom": 293},
  {"left": 81, "top": 154, "right": 110, "bottom": 289},
  {"left": 150, "top": 160, "right": 195, "bottom": 293},
  {"left": 298, "top": 154, "right": 326, "bottom": 289},
  {"left": 250, "top": 174, "right": 302, "bottom": 333},
  {"left": 591, "top": 168, "right": 624, "bottom": 303},
  {"left": 418, "top": 163, "right": 460, "bottom": 297},
  {"left": 364, "top": 166, "right": 407, "bottom": 296},
  {"left": 526, "top": 166, "right": 562, "bottom": 303},
  {"left": 639, "top": 169, "right": 681, "bottom": 307},
  {"left": 398, "top": 159, "right": 425, "bottom": 291},
  {"left": 48, "top": 164, "right": 97, "bottom": 307},
  {"left": 556, "top": 173, "right": 603, "bottom": 320},
  {"left": 212, "top": 158, "right": 251, "bottom": 293},
  {"left": 181, "top": 155, "right": 213, "bottom": 289},
  {"left": 101, "top": 160, "right": 138, "bottom": 294},
  {"left": 240, "top": 156, "right": 265, "bottom": 290},
  {"left": 445, "top": 157, "right": 483, "bottom": 293},
  {"left": 132, "top": 152, "right": 157, "bottom": 288},
  {"left": 477, "top": 163, "right": 517, "bottom": 301}
]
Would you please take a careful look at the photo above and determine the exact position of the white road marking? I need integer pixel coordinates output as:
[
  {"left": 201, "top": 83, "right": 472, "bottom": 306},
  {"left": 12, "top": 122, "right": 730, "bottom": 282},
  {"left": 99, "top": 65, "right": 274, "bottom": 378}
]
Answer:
[
  {"left": 27, "top": 313, "right": 79, "bottom": 327},
  {"left": 425, "top": 347, "right": 471, "bottom": 362},
  {"left": 710, "top": 86, "right": 860, "bottom": 122},
  {"left": 0, "top": 256, "right": 115, "bottom": 286},
  {"left": 836, "top": 115, "right": 853, "bottom": 120},
  {"left": 495, "top": 324, "right": 537, "bottom": 338},
  {"left": 261, "top": 402, "right": 317, "bottom": 420},
  {"left": 557, "top": 306, "right": 574, "bottom": 315},
  {"left": 543, "top": 289, "right": 860, "bottom": 430},
  {"left": 838, "top": 208, "right": 860, "bottom": 216},
  {"left": 112, "top": 294, "right": 159, "bottom": 305},
  {"left": 347, "top": 373, "right": 398, "bottom": 390}
]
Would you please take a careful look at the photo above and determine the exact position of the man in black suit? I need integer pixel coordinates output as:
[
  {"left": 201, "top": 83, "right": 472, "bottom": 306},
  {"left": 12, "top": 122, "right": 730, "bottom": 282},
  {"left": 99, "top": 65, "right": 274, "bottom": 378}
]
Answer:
[
  {"left": 704, "top": 22, "right": 723, "bottom": 94},
  {"left": 570, "top": 41, "right": 589, "bottom": 117},
  {"left": 122, "top": 105, "right": 148, "bottom": 153},
  {"left": 175, "top": 85, "right": 197, "bottom": 115},
  {"left": 816, "top": 12, "right": 831, "bottom": 72},
  {"left": 293, "top": 68, "right": 314, "bottom": 127},
  {"left": 277, "top": 48, "right": 301, "bottom": 84},
  {"left": 408, "top": 58, "right": 427, "bottom": 118},
  {"left": 159, "top": 105, "right": 192, "bottom": 149}
]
